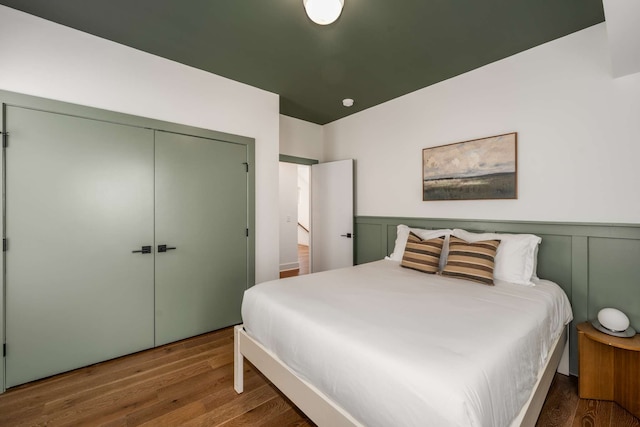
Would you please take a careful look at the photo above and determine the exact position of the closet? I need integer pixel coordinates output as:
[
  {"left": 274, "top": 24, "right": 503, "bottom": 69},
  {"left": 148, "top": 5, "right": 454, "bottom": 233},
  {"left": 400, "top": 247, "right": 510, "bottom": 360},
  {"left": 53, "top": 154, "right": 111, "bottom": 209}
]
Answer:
[
  {"left": 2, "top": 94, "right": 254, "bottom": 388},
  {"left": 154, "top": 131, "right": 248, "bottom": 346}
]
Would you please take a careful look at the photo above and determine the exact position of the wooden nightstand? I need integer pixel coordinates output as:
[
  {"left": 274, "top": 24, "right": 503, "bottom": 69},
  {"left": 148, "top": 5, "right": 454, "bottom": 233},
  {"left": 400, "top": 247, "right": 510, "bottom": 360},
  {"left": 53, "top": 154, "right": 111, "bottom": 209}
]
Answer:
[{"left": 577, "top": 321, "right": 640, "bottom": 419}]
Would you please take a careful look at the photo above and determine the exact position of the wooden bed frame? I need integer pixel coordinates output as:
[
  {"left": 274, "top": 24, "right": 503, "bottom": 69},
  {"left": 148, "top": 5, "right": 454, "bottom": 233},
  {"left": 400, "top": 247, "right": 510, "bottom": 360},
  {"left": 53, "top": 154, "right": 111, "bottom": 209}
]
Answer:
[{"left": 234, "top": 324, "right": 568, "bottom": 427}]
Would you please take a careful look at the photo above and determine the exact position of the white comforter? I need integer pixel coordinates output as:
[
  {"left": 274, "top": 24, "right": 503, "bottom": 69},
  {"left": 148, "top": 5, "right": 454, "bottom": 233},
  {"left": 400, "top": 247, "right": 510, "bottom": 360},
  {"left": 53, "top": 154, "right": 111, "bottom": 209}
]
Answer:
[{"left": 242, "top": 260, "right": 572, "bottom": 427}]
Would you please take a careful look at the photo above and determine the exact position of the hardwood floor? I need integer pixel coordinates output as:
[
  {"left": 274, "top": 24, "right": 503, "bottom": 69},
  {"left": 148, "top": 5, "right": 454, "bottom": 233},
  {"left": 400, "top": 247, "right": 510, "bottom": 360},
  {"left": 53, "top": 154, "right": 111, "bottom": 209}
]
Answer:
[
  {"left": 279, "top": 245, "right": 309, "bottom": 279},
  {"left": 536, "top": 373, "right": 640, "bottom": 427},
  {"left": 0, "top": 328, "right": 312, "bottom": 427},
  {"left": 279, "top": 269, "right": 299, "bottom": 279},
  {"left": 0, "top": 326, "right": 637, "bottom": 426}
]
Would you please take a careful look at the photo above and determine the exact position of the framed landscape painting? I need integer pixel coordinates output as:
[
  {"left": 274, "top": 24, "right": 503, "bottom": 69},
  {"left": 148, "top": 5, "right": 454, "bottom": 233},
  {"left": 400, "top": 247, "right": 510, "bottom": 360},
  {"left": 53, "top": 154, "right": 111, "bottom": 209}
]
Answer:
[{"left": 423, "top": 132, "right": 517, "bottom": 201}]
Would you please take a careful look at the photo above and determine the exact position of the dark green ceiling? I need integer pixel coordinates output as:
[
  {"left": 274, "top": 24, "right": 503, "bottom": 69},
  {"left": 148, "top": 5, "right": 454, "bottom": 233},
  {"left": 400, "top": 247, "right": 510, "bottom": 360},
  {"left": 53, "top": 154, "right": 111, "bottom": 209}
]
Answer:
[{"left": 1, "top": 0, "right": 604, "bottom": 124}]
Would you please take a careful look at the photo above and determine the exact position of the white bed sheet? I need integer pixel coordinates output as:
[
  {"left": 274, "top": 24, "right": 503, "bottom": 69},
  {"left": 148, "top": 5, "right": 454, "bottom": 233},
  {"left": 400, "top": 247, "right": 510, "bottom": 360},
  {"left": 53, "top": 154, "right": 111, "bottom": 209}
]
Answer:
[{"left": 242, "top": 260, "right": 572, "bottom": 427}]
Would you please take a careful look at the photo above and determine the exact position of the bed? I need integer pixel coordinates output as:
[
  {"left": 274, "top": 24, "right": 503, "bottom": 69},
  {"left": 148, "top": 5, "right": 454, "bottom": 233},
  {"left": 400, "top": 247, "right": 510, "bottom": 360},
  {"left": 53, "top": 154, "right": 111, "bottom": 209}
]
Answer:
[{"left": 235, "top": 228, "right": 573, "bottom": 427}]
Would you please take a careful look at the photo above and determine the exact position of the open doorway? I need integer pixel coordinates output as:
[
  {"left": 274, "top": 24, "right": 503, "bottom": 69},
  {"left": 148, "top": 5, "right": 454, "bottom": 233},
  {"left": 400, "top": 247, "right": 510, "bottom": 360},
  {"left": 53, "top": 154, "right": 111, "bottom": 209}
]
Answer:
[
  {"left": 279, "top": 159, "right": 313, "bottom": 278},
  {"left": 279, "top": 155, "right": 353, "bottom": 277}
]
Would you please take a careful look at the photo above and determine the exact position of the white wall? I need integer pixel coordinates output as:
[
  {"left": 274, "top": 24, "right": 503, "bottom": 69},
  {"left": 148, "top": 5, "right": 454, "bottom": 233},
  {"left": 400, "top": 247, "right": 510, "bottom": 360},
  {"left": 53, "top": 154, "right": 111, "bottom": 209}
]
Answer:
[
  {"left": 279, "top": 162, "right": 299, "bottom": 270},
  {"left": 324, "top": 23, "right": 640, "bottom": 224},
  {"left": 603, "top": 0, "right": 640, "bottom": 77},
  {"left": 280, "top": 115, "right": 324, "bottom": 161},
  {"left": 0, "top": 6, "right": 281, "bottom": 283}
]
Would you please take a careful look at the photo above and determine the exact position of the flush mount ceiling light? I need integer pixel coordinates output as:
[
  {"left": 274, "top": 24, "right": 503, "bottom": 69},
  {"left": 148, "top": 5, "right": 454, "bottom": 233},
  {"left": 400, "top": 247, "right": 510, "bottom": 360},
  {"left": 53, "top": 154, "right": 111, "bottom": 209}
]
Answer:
[{"left": 303, "top": 0, "right": 344, "bottom": 25}]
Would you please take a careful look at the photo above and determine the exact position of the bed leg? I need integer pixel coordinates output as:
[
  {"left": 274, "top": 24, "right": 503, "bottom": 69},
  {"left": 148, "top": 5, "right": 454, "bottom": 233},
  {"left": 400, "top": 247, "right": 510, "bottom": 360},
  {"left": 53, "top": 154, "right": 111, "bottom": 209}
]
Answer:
[{"left": 234, "top": 325, "right": 244, "bottom": 393}]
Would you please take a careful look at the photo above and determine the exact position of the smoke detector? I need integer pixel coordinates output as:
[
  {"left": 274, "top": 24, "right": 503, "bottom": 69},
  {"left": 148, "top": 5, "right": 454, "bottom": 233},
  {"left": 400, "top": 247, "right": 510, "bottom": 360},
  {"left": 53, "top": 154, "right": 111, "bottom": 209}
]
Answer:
[{"left": 342, "top": 98, "right": 354, "bottom": 107}]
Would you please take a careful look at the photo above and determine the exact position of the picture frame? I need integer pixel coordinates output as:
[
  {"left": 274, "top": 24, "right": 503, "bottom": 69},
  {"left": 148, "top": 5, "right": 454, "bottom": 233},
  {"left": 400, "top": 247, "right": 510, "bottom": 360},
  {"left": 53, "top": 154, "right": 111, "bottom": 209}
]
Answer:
[{"left": 422, "top": 132, "right": 517, "bottom": 201}]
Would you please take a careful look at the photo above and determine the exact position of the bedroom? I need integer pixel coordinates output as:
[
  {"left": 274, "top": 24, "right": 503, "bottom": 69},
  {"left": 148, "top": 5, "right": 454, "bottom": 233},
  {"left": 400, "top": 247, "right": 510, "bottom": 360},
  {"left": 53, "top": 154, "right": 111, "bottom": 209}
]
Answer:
[{"left": 0, "top": 1, "right": 639, "bottom": 426}]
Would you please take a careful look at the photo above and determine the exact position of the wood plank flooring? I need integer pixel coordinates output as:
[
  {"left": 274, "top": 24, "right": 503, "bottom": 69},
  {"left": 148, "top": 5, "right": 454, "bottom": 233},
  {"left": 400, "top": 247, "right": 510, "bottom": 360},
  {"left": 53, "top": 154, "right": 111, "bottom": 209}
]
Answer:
[
  {"left": 279, "top": 268, "right": 300, "bottom": 279},
  {"left": 280, "top": 245, "right": 309, "bottom": 279},
  {"left": 536, "top": 373, "right": 640, "bottom": 427},
  {"left": 0, "top": 326, "right": 638, "bottom": 426},
  {"left": 0, "top": 328, "right": 312, "bottom": 427}
]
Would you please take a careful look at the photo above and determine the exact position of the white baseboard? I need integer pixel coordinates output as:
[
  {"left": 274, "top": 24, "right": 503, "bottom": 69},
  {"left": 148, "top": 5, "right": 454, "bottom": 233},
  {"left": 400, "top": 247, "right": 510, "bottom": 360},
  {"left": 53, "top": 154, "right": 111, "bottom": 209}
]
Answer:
[{"left": 280, "top": 262, "right": 299, "bottom": 272}]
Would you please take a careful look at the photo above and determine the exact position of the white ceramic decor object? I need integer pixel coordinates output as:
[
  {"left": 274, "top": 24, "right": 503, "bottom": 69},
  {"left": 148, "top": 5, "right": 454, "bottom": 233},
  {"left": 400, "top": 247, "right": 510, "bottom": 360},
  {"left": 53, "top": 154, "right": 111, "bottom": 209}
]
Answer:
[{"left": 598, "top": 308, "right": 630, "bottom": 332}]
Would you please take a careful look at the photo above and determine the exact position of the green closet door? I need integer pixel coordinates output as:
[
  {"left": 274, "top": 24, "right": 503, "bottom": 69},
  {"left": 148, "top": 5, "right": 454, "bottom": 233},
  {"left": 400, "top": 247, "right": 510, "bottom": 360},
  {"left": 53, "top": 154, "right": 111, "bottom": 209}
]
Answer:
[
  {"left": 5, "top": 106, "right": 155, "bottom": 387},
  {"left": 154, "top": 131, "right": 248, "bottom": 346}
]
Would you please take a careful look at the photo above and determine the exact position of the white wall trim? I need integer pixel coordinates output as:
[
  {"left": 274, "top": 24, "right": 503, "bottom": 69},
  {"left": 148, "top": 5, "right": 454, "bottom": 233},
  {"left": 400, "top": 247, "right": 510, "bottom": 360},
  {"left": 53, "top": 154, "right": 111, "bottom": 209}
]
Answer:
[{"left": 280, "top": 262, "right": 300, "bottom": 272}]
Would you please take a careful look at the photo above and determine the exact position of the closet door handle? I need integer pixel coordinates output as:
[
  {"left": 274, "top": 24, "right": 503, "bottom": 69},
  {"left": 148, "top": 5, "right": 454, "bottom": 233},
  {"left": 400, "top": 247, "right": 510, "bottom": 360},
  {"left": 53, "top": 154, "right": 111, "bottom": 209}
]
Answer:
[
  {"left": 132, "top": 245, "right": 152, "bottom": 254},
  {"left": 158, "top": 244, "right": 177, "bottom": 253}
]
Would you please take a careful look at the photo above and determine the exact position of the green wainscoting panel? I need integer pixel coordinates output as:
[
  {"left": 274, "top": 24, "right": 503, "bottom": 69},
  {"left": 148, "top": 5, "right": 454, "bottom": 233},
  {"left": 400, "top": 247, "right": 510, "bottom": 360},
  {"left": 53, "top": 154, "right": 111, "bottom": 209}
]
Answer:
[
  {"left": 536, "top": 234, "right": 573, "bottom": 300},
  {"left": 588, "top": 238, "right": 640, "bottom": 329},
  {"left": 355, "top": 223, "right": 384, "bottom": 264},
  {"left": 355, "top": 216, "right": 640, "bottom": 376},
  {"left": 386, "top": 224, "right": 397, "bottom": 256},
  {"left": 570, "top": 236, "right": 589, "bottom": 375}
]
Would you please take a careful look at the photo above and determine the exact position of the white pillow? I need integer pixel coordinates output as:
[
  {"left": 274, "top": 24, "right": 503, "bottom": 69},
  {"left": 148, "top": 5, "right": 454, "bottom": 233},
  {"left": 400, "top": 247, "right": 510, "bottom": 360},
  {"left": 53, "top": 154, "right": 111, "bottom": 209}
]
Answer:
[
  {"left": 388, "top": 225, "right": 452, "bottom": 271},
  {"left": 531, "top": 245, "right": 540, "bottom": 279},
  {"left": 451, "top": 229, "right": 541, "bottom": 286}
]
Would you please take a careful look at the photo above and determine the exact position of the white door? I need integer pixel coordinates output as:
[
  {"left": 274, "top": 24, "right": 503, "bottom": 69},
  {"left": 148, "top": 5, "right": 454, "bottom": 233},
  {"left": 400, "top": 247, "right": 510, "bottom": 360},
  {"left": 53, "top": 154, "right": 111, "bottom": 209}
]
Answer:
[
  {"left": 311, "top": 159, "right": 354, "bottom": 272},
  {"left": 5, "top": 106, "right": 155, "bottom": 387}
]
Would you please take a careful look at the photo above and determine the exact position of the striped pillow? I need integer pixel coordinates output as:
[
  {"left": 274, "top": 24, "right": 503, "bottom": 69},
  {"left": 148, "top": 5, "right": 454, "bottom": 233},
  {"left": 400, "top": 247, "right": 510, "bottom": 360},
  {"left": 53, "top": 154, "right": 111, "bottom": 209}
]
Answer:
[
  {"left": 442, "top": 236, "right": 500, "bottom": 285},
  {"left": 401, "top": 232, "right": 444, "bottom": 274}
]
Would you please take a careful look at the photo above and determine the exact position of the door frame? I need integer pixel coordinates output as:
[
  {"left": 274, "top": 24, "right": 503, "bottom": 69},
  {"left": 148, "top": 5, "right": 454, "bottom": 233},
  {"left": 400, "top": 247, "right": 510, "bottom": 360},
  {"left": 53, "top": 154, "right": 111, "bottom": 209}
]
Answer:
[
  {"left": 278, "top": 155, "right": 318, "bottom": 274},
  {"left": 0, "top": 89, "right": 256, "bottom": 393},
  {"left": 279, "top": 154, "right": 319, "bottom": 166}
]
